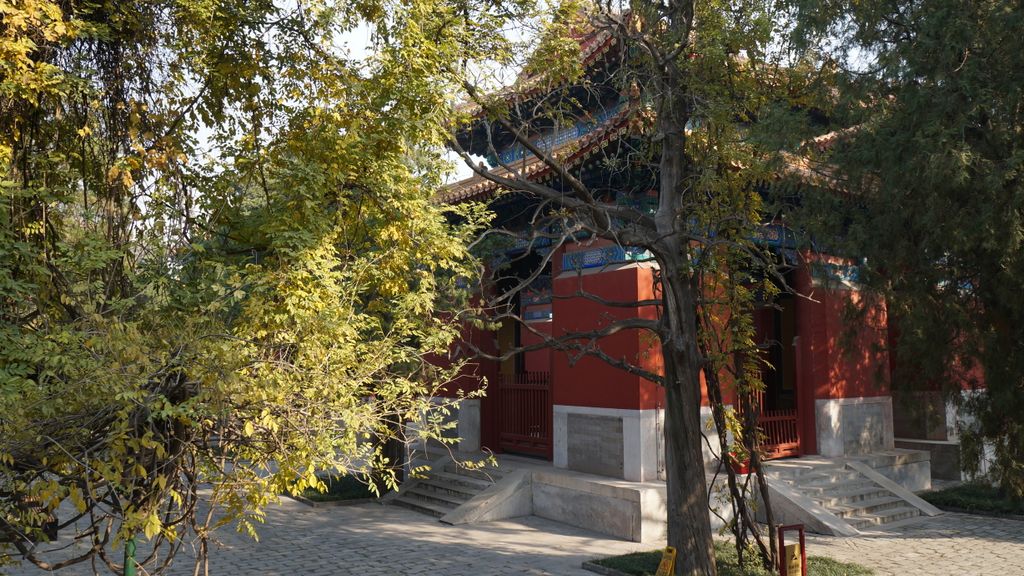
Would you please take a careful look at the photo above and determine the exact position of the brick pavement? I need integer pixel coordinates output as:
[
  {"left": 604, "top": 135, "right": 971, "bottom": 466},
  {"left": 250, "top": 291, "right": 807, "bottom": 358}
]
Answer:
[
  {"left": 3, "top": 499, "right": 1023, "bottom": 575},
  {"left": 2, "top": 498, "right": 647, "bottom": 576},
  {"left": 803, "top": 512, "right": 1024, "bottom": 576}
]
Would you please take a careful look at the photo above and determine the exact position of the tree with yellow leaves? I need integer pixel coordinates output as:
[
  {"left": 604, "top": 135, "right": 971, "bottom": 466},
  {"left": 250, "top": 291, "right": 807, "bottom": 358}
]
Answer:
[{"left": 0, "top": 0, "right": 500, "bottom": 573}]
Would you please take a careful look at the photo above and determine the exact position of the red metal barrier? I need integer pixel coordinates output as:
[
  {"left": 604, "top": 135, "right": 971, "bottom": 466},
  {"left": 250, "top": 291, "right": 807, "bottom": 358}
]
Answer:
[
  {"left": 497, "top": 372, "right": 552, "bottom": 459},
  {"left": 778, "top": 524, "right": 807, "bottom": 576}
]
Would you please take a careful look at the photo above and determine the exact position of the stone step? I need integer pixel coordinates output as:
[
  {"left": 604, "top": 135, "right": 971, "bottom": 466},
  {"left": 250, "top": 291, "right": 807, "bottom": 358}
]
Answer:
[
  {"left": 416, "top": 477, "right": 481, "bottom": 499},
  {"left": 405, "top": 486, "right": 470, "bottom": 508},
  {"left": 443, "top": 463, "right": 504, "bottom": 483},
  {"left": 430, "top": 471, "right": 494, "bottom": 490},
  {"left": 846, "top": 505, "right": 921, "bottom": 530},
  {"left": 763, "top": 465, "right": 815, "bottom": 480},
  {"left": 855, "top": 513, "right": 930, "bottom": 533},
  {"left": 798, "top": 479, "right": 877, "bottom": 495},
  {"left": 810, "top": 485, "right": 891, "bottom": 507},
  {"left": 850, "top": 449, "right": 930, "bottom": 470},
  {"left": 392, "top": 493, "right": 459, "bottom": 518},
  {"left": 829, "top": 496, "right": 906, "bottom": 519},
  {"left": 794, "top": 469, "right": 862, "bottom": 485}
]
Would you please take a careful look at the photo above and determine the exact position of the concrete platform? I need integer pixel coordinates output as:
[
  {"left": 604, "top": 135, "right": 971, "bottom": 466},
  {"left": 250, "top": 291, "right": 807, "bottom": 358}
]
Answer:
[
  {"left": 411, "top": 452, "right": 743, "bottom": 543},
  {"left": 445, "top": 454, "right": 671, "bottom": 543},
  {"left": 895, "top": 437, "right": 964, "bottom": 480},
  {"left": 419, "top": 448, "right": 934, "bottom": 542}
]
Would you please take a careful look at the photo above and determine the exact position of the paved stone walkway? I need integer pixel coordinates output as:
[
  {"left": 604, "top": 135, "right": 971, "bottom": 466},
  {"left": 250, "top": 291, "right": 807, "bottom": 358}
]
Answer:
[
  {"left": 804, "top": 512, "right": 1024, "bottom": 576},
  {"left": 2, "top": 498, "right": 647, "bottom": 575},
  {"left": 4, "top": 501, "right": 1023, "bottom": 575}
]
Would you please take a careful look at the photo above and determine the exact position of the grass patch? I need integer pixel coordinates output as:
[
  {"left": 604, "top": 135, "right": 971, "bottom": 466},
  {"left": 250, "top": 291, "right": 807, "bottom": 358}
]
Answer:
[
  {"left": 804, "top": 556, "right": 875, "bottom": 576},
  {"left": 592, "top": 541, "right": 872, "bottom": 576},
  {"left": 298, "top": 475, "right": 377, "bottom": 503},
  {"left": 921, "top": 482, "right": 1024, "bottom": 516}
]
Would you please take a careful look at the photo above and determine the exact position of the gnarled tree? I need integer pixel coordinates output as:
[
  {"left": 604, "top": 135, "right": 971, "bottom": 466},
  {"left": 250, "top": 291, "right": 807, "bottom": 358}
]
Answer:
[{"left": 444, "top": 2, "right": 823, "bottom": 573}]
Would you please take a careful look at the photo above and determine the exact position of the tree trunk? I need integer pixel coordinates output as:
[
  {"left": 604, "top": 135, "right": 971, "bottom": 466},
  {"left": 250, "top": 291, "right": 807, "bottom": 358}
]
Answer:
[
  {"left": 653, "top": 46, "right": 716, "bottom": 568},
  {"left": 663, "top": 350, "right": 717, "bottom": 576},
  {"left": 661, "top": 268, "right": 717, "bottom": 576}
]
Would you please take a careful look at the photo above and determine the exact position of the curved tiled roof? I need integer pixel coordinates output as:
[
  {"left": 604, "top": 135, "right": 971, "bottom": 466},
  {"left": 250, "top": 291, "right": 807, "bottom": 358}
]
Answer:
[{"left": 441, "top": 103, "right": 640, "bottom": 204}]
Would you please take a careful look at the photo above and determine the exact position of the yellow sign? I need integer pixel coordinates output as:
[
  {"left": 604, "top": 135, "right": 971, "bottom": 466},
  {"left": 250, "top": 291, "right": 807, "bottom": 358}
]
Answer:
[
  {"left": 784, "top": 543, "right": 802, "bottom": 576},
  {"left": 654, "top": 546, "right": 677, "bottom": 576}
]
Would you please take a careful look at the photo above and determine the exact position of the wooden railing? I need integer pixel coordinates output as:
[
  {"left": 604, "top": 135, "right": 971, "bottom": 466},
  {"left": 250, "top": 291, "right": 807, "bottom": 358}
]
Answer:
[
  {"left": 759, "top": 408, "right": 801, "bottom": 459},
  {"left": 497, "top": 372, "right": 552, "bottom": 458},
  {"left": 751, "top": 389, "right": 801, "bottom": 459}
]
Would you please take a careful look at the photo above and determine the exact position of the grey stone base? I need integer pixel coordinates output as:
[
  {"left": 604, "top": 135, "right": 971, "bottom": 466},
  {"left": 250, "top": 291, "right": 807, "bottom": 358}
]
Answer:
[
  {"left": 895, "top": 438, "right": 963, "bottom": 481},
  {"left": 527, "top": 470, "right": 741, "bottom": 542},
  {"left": 555, "top": 405, "right": 664, "bottom": 482},
  {"left": 700, "top": 406, "right": 725, "bottom": 474},
  {"left": 444, "top": 462, "right": 736, "bottom": 543},
  {"left": 456, "top": 398, "right": 481, "bottom": 452},
  {"left": 532, "top": 470, "right": 663, "bottom": 543},
  {"left": 439, "top": 450, "right": 932, "bottom": 542},
  {"left": 415, "top": 396, "right": 480, "bottom": 454},
  {"left": 851, "top": 449, "right": 932, "bottom": 492},
  {"left": 815, "top": 396, "right": 895, "bottom": 457}
]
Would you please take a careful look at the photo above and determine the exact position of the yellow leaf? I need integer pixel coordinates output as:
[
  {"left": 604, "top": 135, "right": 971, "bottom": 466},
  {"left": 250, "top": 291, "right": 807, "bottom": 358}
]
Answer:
[
  {"left": 143, "top": 512, "right": 161, "bottom": 539},
  {"left": 68, "top": 486, "right": 87, "bottom": 513}
]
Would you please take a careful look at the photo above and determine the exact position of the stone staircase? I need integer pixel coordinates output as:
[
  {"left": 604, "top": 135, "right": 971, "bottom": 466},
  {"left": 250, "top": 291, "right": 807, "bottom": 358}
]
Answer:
[
  {"left": 390, "top": 459, "right": 504, "bottom": 520},
  {"left": 779, "top": 465, "right": 922, "bottom": 530}
]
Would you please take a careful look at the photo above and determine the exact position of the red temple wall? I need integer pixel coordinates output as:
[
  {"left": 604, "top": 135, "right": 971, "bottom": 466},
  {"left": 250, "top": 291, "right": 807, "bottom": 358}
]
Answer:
[
  {"left": 449, "top": 244, "right": 902, "bottom": 458},
  {"left": 552, "top": 263, "right": 654, "bottom": 410},
  {"left": 792, "top": 255, "right": 891, "bottom": 402}
]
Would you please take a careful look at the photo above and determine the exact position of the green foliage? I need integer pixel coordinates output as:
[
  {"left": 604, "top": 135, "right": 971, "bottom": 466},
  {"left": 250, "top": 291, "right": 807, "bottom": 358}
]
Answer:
[
  {"left": 0, "top": 0, "right": 505, "bottom": 571},
  {"left": 298, "top": 474, "right": 376, "bottom": 503},
  {"left": 787, "top": 0, "right": 1024, "bottom": 499},
  {"left": 520, "top": 0, "right": 589, "bottom": 85},
  {"left": 922, "top": 482, "right": 1024, "bottom": 516}
]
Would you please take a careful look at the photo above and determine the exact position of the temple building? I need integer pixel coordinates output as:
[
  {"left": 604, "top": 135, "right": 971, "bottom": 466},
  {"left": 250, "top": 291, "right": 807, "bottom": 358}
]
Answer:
[
  {"left": 391, "top": 22, "right": 974, "bottom": 539},
  {"left": 442, "top": 25, "right": 905, "bottom": 476}
]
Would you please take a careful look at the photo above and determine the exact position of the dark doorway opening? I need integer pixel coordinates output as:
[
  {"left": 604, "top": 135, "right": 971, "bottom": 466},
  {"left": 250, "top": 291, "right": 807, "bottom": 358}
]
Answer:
[{"left": 755, "top": 279, "right": 801, "bottom": 459}]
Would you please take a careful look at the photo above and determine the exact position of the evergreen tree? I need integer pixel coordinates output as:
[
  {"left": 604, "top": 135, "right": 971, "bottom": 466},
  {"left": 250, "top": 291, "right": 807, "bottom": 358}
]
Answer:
[{"left": 789, "top": 0, "right": 1024, "bottom": 499}]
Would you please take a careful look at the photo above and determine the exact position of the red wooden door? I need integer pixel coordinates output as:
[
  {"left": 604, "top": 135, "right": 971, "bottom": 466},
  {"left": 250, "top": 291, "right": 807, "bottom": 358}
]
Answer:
[{"left": 496, "top": 372, "right": 552, "bottom": 459}]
